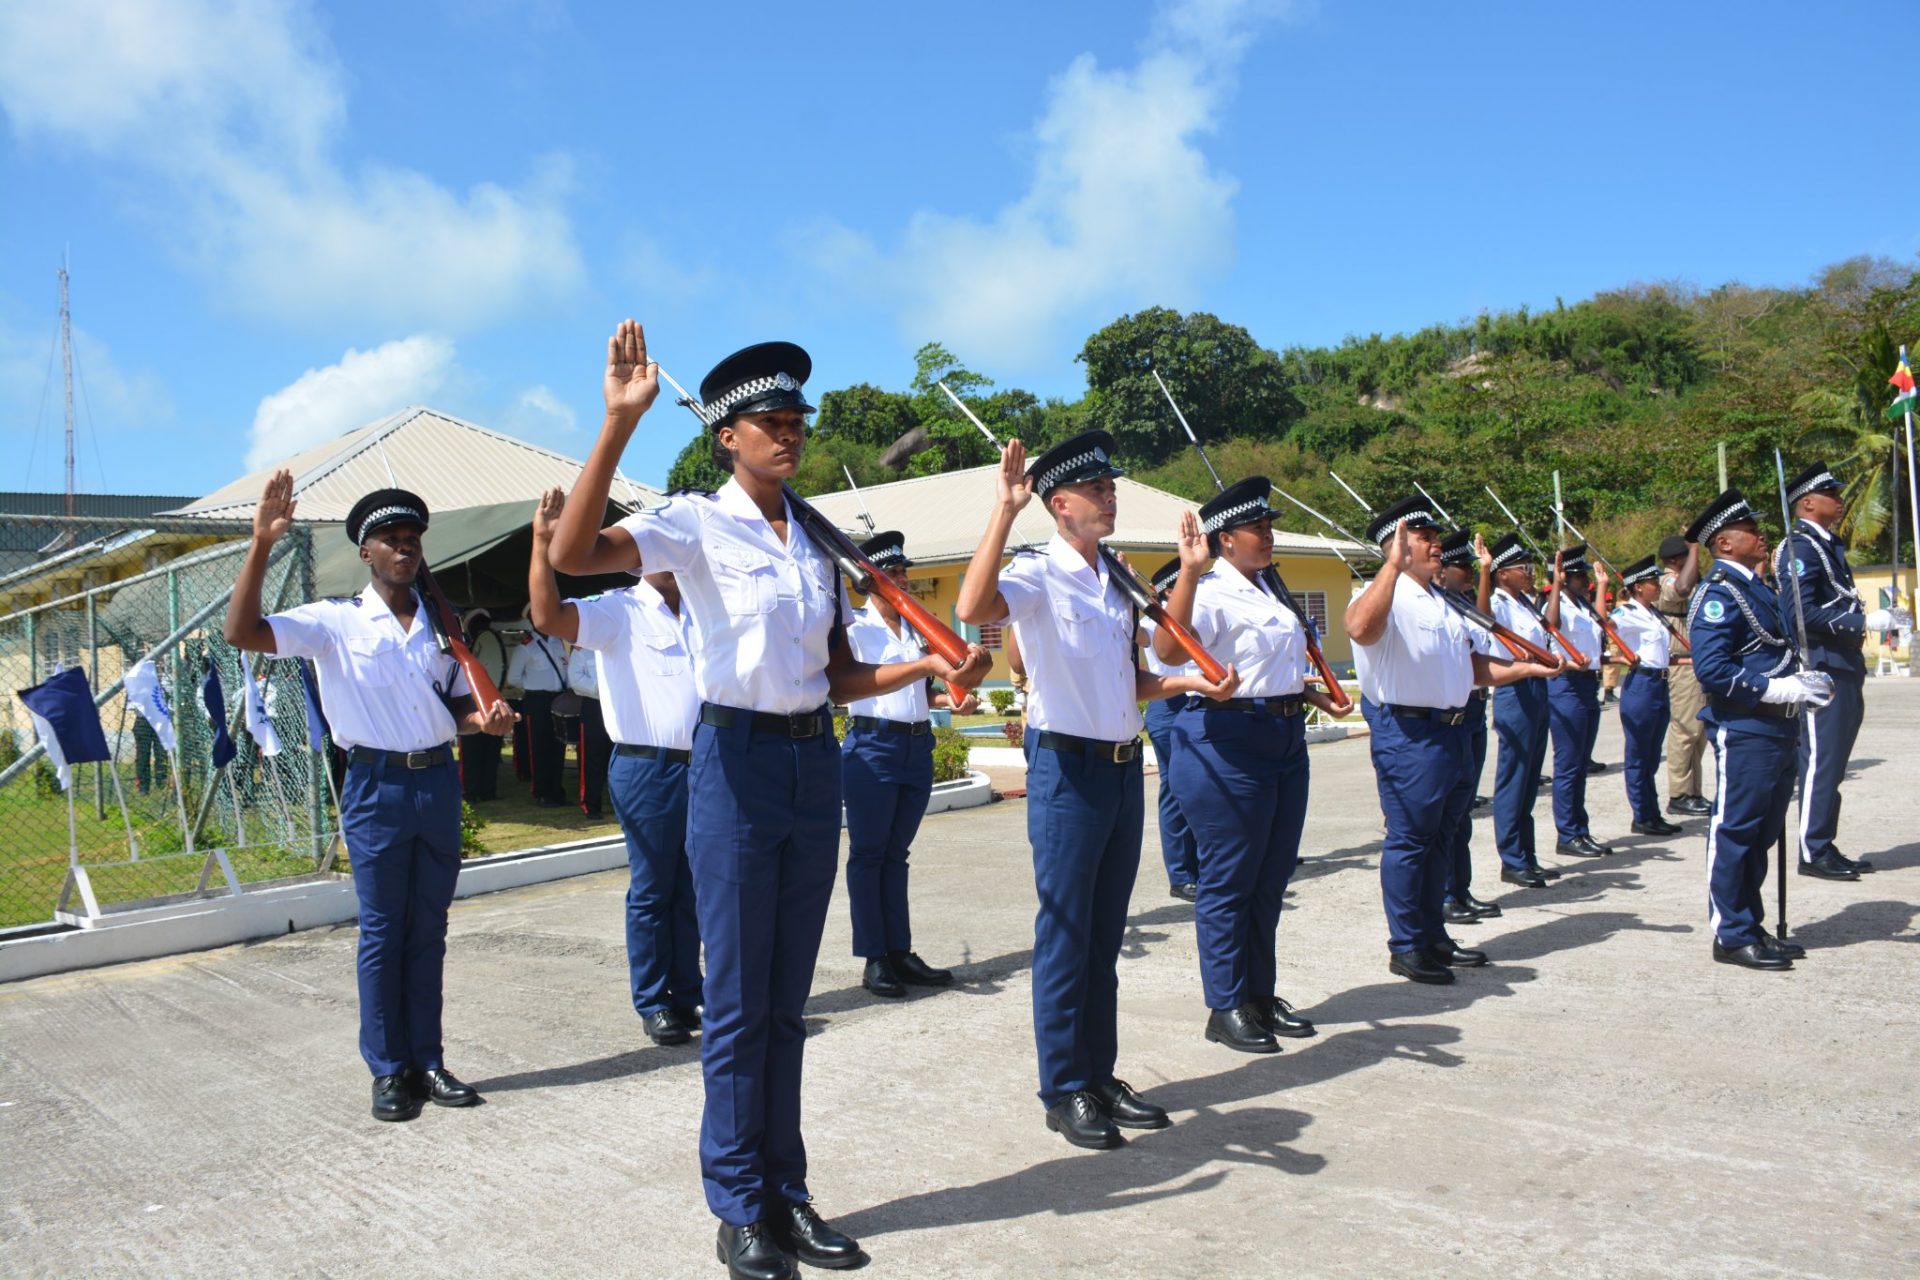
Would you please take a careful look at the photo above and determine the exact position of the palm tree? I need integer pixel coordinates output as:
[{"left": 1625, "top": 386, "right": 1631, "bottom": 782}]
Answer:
[{"left": 1792, "top": 387, "right": 1897, "bottom": 545}]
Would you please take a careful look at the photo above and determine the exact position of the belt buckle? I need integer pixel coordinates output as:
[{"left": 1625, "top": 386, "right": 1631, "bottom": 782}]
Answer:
[
  {"left": 1112, "top": 741, "right": 1139, "bottom": 764},
  {"left": 910, "top": 721, "right": 929, "bottom": 736},
  {"left": 789, "top": 713, "right": 815, "bottom": 739},
  {"left": 1444, "top": 710, "right": 1466, "bottom": 727},
  {"left": 405, "top": 749, "right": 433, "bottom": 769}
]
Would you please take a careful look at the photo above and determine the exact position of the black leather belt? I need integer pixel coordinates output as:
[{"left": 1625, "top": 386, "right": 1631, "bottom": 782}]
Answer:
[
  {"left": 848, "top": 715, "right": 931, "bottom": 736},
  {"left": 1709, "top": 696, "right": 1799, "bottom": 720},
  {"left": 615, "top": 742, "right": 692, "bottom": 764},
  {"left": 1385, "top": 704, "right": 1471, "bottom": 727},
  {"left": 1035, "top": 731, "right": 1140, "bottom": 763},
  {"left": 1630, "top": 667, "right": 1670, "bottom": 682},
  {"left": 348, "top": 744, "right": 452, "bottom": 769},
  {"left": 1562, "top": 669, "right": 1600, "bottom": 681},
  {"left": 699, "top": 702, "right": 830, "bottom": 739},
  {"left": 1210, "top": 696, "right": 1305, "bottom": 717}
]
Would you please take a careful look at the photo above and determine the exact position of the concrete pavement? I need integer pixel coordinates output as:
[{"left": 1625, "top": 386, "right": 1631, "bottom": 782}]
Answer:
[{"left": 3, "top": 683, "right": 1918, "bottom": 1277}]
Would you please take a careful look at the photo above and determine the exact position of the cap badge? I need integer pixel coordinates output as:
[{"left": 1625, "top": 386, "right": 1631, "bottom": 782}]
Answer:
[{"left": 774, "top": 372, "right": 797, "bottom": 392}]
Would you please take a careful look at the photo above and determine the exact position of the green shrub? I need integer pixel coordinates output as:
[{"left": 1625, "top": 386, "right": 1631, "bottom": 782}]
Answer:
[
  {"left": 32, "top": 759, "right": 61, "bottom": 800},
  {"left": 931, "top": 725, "right": 972, "bottom": 784},
  {"left": 461, "top": 800, "right": 488, "bottom": 856},
  {"left": 0, "top": 730, "right": 21, "bottom": 772},
  {"left": 987, "top": 688, "right": 1015, "bottom": 715}
]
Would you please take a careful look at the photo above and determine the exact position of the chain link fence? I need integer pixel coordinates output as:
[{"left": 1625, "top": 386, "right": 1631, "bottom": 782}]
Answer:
[{"left": 0, "top": 519, "right": 338, "bottom": 928}]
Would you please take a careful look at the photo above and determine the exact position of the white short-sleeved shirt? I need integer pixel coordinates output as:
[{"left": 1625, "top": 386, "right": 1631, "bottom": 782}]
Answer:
[
  {"left": 842, "top": 603, "right": 930, "bottom": 723},
  {"left": 1610, "top": 600, "right": 1672, "bottom": 670},
  {"left": 615, "top": 480, "right": 851, "bottom": 715},
  {"left": 1187, "top": 566, "right": 1305, "bottom": 699},
  {"left": 998, "top": 534, "right": 1143, "bottom": 742},
  {"left": 1139, "top": 617, "right": 1195, "bottom": 679},
  {"left": 1492, "top": 588, "right": 1552, "bottom": 651},
  {"left": 1554, "top": 595, "right": 1605, "bottom": 667},
  {"left": 565, "top": 645, "right": 598, "bottom": 698},
  {"left": 572, "top": 582, "right": 699, "bottom": 749},
  {"left": 267, "top": 584, "right": 469, "bottom": 752},
  {"left": 507, "top": 632, "right": 569, "bottom": 692},
  {"left": 1352, "top": 573, "right": 1475, "bottom": 710}
]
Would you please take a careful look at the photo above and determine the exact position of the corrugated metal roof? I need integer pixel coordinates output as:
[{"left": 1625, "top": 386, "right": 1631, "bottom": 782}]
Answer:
[
  {"left": 804, "top": 466, "right": 1371, "bottom": 564},
  {"left": 167, "top": 406, "right": 662, "bottom": 520}
]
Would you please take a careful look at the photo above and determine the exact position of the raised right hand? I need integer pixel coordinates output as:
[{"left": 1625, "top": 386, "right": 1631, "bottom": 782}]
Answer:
[
  {"left": 1175, "top": 510, "right": 1209, "bottom": 574},
  {"left": 253, "top": 469, "right": 296, "bottom": 544},
  {"left": 532, "top": 486, "right": 564, "bottom": 544},
  {"left": 604, "top": 319, "right": 660, "bottom": 426},
  {"left": 996, "top": 440, "right": 1034, "bottom": 515}
]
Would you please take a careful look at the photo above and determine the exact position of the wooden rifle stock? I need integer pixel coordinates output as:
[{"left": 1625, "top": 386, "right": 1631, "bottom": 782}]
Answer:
[
  {"left": 1440, "top": 589, "right": 1562, "bottom": 670},
  {"left": 416, "top": 563, "right": 506, "bottom": 710},
  {"left": 1140, "top": 595, "right": 1230, "bottom": 686},
  {"left": 1589, "top": 602, "right": 1640, "bottom": 667},
  {"left": 1259, "top": 566, "right": 1352, "bottom": 712}
]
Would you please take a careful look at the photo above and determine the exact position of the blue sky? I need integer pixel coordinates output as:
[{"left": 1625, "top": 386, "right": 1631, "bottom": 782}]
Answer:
[{"left": 3, "top": 0, "right": 1915, "bottom": 498}]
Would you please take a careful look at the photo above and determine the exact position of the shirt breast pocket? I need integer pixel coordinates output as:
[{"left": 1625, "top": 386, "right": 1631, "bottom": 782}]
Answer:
[
  {"left": 345, "top": 636, "right": 399, "bottom": 687},
  {"left": 711, "top": 546, "right": 777, "bottom": 617},
  {"left": 1058, "top": 601, "right": 1117, "bottom": 658},
  {"left": 642, "top": 631, "right": 689, "bottom": 676}
]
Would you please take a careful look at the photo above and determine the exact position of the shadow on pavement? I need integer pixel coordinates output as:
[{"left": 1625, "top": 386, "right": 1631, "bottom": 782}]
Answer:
[{"left": 1787, "top": 898, "right": 1920, "bottom": 949}]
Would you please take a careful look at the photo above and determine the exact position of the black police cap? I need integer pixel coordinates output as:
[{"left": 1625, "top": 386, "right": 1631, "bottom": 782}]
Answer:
[
  {"left": 694, "top": 341, "right": 815, "bottom": 426},
  {"left": 1438, "top": 528, "right": 1475, "bottom": 566},
  {"left": 1658, "top": 534, "right": 1689, "bottom": 561},
  {"left": 1686, "top": 489, "right": 1757, "bottom": 544},
  {"left": 859, "top": 529, "right": 913, "bottom": 570},
  {"left": 1199, "top": 476, "right": 1282, "bottom": 537},
  {"left": 345, "top": 488, "right": 429, "bottom": 545},
  {"left": 1558, "top": 542, "right": 1591, "bottom": 576},
  {"left": 1784, "top": 461, "right": 1842, "bottom": 505},
  {"left": 1027, "top": 429, "right": 1127, "bottom": 499},
  {"left": 1364, "top": 496, "right": 1442, "bottom": 545},
  {"left": 1149, "top": 556, "right": 1183, "bottom": 593},
  {"left": 1489, "top": 532, "right": 1533, "bottom": 569},
  {"left": 1620, "top": 554, "right": 1660, "bottom": 586}
]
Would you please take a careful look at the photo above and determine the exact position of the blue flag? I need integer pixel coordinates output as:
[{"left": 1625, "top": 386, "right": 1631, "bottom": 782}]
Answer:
[
  {"left": 17, "top": 666, "right": 111, "bottom": 791},
  {"left": 202, "top": 661, "right": 236, "bottom": 768},
  {"left": 297, "top": 659, "right": 330, "bottom": 752}
]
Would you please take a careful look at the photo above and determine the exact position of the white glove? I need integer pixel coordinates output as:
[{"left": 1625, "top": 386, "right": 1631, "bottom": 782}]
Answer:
[
  {"left": 1761, "top": 673, "right": 1835, "bottom": 708},
  {"left": 1863, "top": 609, "right": 1894, "bottom": 631}
]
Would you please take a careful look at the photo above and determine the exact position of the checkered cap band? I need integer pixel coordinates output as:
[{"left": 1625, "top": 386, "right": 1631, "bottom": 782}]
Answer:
[
  {"left": 866, "top": 543, "right": 908, "bottom": 568},
  {"left": 1202, "top": 498, "right": 1272, "bottom": 534},
  {"left": 1786, "top": 470, "right": 1839, "bottom": 504},
  {"left": 356, "top": 504, "right": 425, "bottom": 542},
  {"left": 1697, "top": 500, "right": 1753, "bottom": 543},
  {"left": 1371, "top": 509, "right": 1435, "bottom": 542},
  {"left": 1492, "top": 541, "right": 1530, "bottom": 569},
  {"left": 693, "top": 372, "right": 804, "bottom": 426},
  {"left": 1036, "top": 446, "right": 1112, "bottom": 493},
  {"left": 1623, "top": 564, "right": 1660, "bottom": 585}
]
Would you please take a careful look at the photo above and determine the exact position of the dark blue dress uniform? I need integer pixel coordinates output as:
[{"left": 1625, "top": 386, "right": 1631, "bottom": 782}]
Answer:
[
  {"left": 1686, "top": 490, "right": 1823, "bottom": 961},
  {"left": 839, "top": 533, "right": 938, "bottom": 971},
  {"left": 266, "top": 492, "right": 468, "bottom": 1081},
  {"left": 1165, "top": 480, "right": 1314, "bottom": 1047},
  {"left": 1609, "top": 557, "right": 1674, "bottom": 826},
  {"left": 1488, "top": 536, "right": 1554, "bottom": 879},
  {"left": 1775, "top": 462, "right": 1888, "bottom": 877},
  {"left": 615, "top": 347, "right": 852, "bottom": 1232},
  {"left": 1545, "top": 546, "right": 1606, "bottom": 849},
  {"left": 1351, "top": 499, "right": 1480, "bottom": 974},
  {"left": 1142, "top": 559, "right": 1199, "bottom": 896}
]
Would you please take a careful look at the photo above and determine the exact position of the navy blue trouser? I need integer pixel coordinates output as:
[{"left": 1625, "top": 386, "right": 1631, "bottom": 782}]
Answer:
[
  {"left": 340, "top": 751, "right": 463, "bottom": 1077},
  {"left": 688, "top": 711, "right": 840, "bottom": 1227},
  {"left": 1366, "top": 700, "right": 1474, "bottom": 953},
  {"left": 1706, "top": 722, "right": 1796, "bottom": 947},
  {"left": 608, "top": 749, "right": 702, "bottom": 1018},
  {"left": 1144, "top": 696, "right": 1198, "bottom": 888},
  {"left": 1796, "top": 674, "right": 1864, "bottom": 864},
  {"left": 1619, "top": 670, "right": 1670, "bottom": 824},
  {"left": 1549, "top": 672, "right": 1602, "bottom": 841},
  {"left": 841, "top": 725, "right": 934, "bottom": 958},
  {"left": 1446, "top": 697, "right": 1490, "bottom": 900},
  {"left": 1492, "top": 680, "right": 1550, "bottom": 872},
  {"left": 1026, "top": 739, "right": 1144, "bottom": 1107},
  {"left": 1168, "top": 704, "right": 1308, "bottom": 1010}
]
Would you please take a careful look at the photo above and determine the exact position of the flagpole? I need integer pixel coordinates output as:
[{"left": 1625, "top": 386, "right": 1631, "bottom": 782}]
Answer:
[
  {"left": 168, "top": 738, "right": 196, "bottom": 856},
  {"left": 1903, "top": 345, "right": 1919, "bottom": 632}
]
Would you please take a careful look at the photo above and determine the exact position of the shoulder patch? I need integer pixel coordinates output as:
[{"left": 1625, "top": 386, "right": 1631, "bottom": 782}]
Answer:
[{"left": 1702, "top": 599, "right": 1725, "bottom": 623}]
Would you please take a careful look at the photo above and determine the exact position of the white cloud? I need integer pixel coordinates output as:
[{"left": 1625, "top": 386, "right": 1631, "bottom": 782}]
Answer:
[
  {"left": 796, "top": 0, "right": 1295, "bottom": 371},
  {"left": 0, "top": 0, "right": 582, "bottom": 331},
  {"left": 502, "top": 384, "right": 578, "bottom": 438},
  {"left": 247, "top": 335, "right": 456, "bottom": 468},
  {"left": 0, "top": 302, "right": 175, "bottom": 489}
]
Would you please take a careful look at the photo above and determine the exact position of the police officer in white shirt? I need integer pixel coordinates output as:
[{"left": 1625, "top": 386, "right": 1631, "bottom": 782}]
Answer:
[
  {"left": 956, "top": 431, "right": 1236, "bottom": 1152},
  {"left": 1608, "top": 555, "right": 1684, "bottom": 836},
  {"left": 1141, "top": 558, "right": 1200, "bottom": 902},
  {"left": 506, "top": 610, "right": 570, "bottom": 807},
  {"left": 222, "top": 474, "right": 514, "bottom": 1122},
  {"left": 1435, "top": 529, "right": 1510, "bottom": 924},
  {"left": 841, "top": 531, "right": 976, "bottom": 999},
  {"left": 548, "top": 322, "right": 987, "bottom": 1280},
  {"left": 1542, "top": 545, "right": 1615, "bottom": 859},
  {"left": 527, "top": 487, "right": 705, "bottom": 1047},
  {"left": 1345, "top": 497, "right": 1554, "bottom": 985},
  {"left": 1484, "top": 534, "right": 1563, "bottom": 888},
  {"left": 460, "top": 608, "right": 507, "bottom": 802},
  {"left": 564, "top": 634, "right": 612, "bottom": 818}
]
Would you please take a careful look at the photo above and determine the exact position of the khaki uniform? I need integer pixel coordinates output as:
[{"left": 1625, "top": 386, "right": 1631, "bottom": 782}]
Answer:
[{"left": 1657, "top": 571, "right": 1706, "bottom": 798}]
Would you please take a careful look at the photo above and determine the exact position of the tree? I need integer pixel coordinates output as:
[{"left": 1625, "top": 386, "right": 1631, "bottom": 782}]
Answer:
[
  {"left": 813, "top": 383, "right": 920, "bottom": 449},
  {"left": 665, "top": 430, "right": 726, "bottom": 493},
  {"left": 1079, "top": 307, "right": 1305, "bottom": 467}
]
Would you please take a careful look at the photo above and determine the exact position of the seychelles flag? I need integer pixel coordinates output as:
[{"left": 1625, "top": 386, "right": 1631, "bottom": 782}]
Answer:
[{"left": 1888, "top": 356, "right": 1916, "bottom": 420}]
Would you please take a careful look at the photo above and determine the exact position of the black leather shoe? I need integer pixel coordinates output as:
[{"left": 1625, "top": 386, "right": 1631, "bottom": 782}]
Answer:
[
  {"left": 1555, "top": 839, "right": 1604, "bottom": 859},
  {"left": 715, "top": 1222, "right": 794, "bottom": 1280},
  {"left": 1631, "top": 818, "right": 1685, "bottom": 836},
  {"left": 1500, "top": 866, "right": 1548, "bottom": 888},
  {"left": 1260, "top": 996, "right": 1316, "bottom": 1039},
  {"left": 1586, "top": 760, "right": 1610, "bottom": 774},
  {"left": 1458, "top": 892, "right": 1503, "bottom": 918},
  {"left": 890, "top": 950, "right": 954, "bottom": 986},
  {"left": 644, "top": 1009, "right": 691, "bottom": 1045},
  {"left": 1045, "top": 1090, "right": 1123, "bottom": 1149},
  {"left": 1669, "top": 795, "right": 1712, "bottom": 816},
  {"left": 1090, "top": 1077, "right": 1171, "bottom": 1129},
  {"left": 1444, "top": 898, "right": 1482, "bottom": 924},
  {"left": 774, "top": 1200, "right": 866, "bottom": 1270},
  {"left": 1472, "top": 794, "right": 1490, "bottom": 809},
  {"left": 672, "top": 1005, "right": 703, "bottom": 1030},
  {"left": 372, "top": 1073, "right": 416, "bottom": 1122},
  {"left": 1844, "top": 854, "right": 1876, "bottom": 874},
  {"left": 1529, "top": 860, "right": 1564, "bottom": 879},
  {"left": 1758, "top": 930, "right": 1807, "bottom": 961},
  {"left": 862, "top": 956, "right": 906, "bottom": 997},
  {"left": 1426, "top": 936, "right": 1489, "bottom": 968},
  {"left": 405, "top": 1067, "right": 480, "bottom": 1108},
  {"left": 1797, "top": 851, "right": 1860, "bottom": 881},
  {"left": 1169, "top": 881, "right": 1198, "bottom": 902},
  {"left": 1388, "top": 950, "right": 1456, "bottom": 984},
  {"left": 1205, "top": 1004, "right": 1280, "bottom": 1054},
  {"left": 1713, "top": 940, "right": 1792, "bottom": 971}
]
